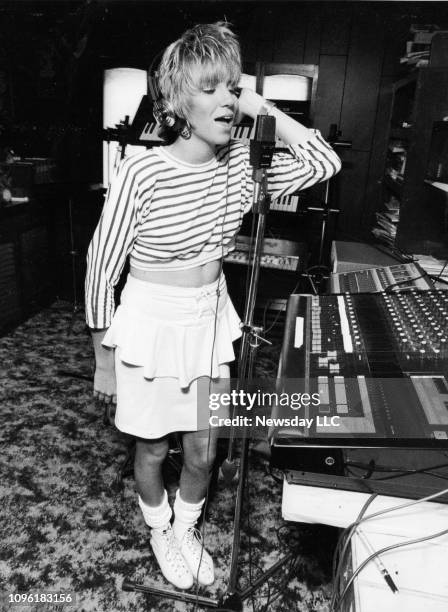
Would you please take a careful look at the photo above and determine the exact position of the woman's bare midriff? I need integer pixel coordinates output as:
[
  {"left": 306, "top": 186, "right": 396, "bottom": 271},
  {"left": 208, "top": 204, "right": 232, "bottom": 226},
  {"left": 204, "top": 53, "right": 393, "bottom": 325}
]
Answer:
[{"left": 130, "top": 259, "right": 222, "bottom": 287}]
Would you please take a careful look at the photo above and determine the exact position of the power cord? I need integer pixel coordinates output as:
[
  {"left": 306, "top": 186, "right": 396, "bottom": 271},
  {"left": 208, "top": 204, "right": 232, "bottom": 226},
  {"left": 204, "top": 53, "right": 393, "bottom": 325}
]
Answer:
[
  {"left": 383, "top": 270, "right": 432, "bottom": 292},
  {"left": 344, "top": 458, "right": 448, "bottom": 482},
  {"left": 330, "top": 486, "right": 448, "bottom": 610},
  {"left": 330, "top": 493, "right": 378, "bottom": 611},
  {"left": 334, "top": 525, "right": 448, "bottom": 610}
]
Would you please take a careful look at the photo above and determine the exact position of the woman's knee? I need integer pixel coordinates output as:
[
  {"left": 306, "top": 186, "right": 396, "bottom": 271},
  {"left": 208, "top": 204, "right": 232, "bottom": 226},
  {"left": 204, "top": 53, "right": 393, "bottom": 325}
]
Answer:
[
  {"left": 135, "top": 437, "right": 170, "bottom": 467},
  {"left": 184, "top": 438, "right": 217, "bottom": 472}
]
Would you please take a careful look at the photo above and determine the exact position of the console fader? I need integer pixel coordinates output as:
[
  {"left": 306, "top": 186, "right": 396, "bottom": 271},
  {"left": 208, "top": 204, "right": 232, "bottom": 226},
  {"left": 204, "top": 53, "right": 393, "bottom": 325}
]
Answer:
[{"left": 272, "top": 290, "right": 448, "bottom": 447}]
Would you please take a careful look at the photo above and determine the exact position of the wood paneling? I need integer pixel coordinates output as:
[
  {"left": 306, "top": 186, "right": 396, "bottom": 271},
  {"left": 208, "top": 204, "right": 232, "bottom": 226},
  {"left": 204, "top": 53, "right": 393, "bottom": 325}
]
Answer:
[
  {"left": 303, "top": 10, "right": 322, "bottom": 65},
  {"left": 319, "top": 5, "right": 351, "bottom": 55},
  {"left": 240, "top": 3, "right": 389, "bottom": 239},
  {"left": 381, "top": 15, "right": 411, "bottom": 78},
  {"left": 254, "top": 6, "right": 277, "bottom": 62},
  {"left": 340, "top": 7, "right": 385, "bottom": 152},
  {"left": 313, "top": 55, "right": 346, "bottom": 136},
  {"left": 336, "top": 150, "right": 371, "bottom": 237},
  {"left": 272, "top": 6, "right": 306, "bottom": 63}
]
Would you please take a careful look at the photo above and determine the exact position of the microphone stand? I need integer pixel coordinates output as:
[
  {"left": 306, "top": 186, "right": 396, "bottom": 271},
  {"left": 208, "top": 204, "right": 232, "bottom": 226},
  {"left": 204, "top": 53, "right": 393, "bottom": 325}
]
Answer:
[
  {"left": 122, "top": 115, "right": 297, "bottom": 610},
  {"left": 219, "top": 115, "right": 295, "bottom": 610}
]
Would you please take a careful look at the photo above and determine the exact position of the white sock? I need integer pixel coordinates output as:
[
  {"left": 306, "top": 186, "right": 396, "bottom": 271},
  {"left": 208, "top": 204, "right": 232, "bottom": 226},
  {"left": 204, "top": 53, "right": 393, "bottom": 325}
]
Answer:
[
  {"left": 138, "top": 490, "right": 172, "bottom": 531},
  {"left": 173, "top": 489, "right": 205, "bottom": 542}
]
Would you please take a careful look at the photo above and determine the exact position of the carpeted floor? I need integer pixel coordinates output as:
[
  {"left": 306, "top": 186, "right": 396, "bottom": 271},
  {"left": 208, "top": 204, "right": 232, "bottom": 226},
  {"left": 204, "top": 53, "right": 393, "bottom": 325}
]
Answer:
[{"left": 0, "top": 302, "right": 337, "bottom": 612}]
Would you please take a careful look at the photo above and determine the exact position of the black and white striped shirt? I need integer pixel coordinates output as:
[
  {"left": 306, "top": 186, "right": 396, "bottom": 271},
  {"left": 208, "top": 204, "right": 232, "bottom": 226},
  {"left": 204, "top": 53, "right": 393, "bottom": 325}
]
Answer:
[{"left": 85, "top": 130, "right": 340, "bottom": 328}]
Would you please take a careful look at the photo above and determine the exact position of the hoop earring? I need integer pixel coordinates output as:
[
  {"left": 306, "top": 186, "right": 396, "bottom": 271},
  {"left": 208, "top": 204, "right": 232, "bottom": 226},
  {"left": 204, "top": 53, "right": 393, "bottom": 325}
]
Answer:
[{"left": 180, "top": 121, "right": 191, "bottom": 140}]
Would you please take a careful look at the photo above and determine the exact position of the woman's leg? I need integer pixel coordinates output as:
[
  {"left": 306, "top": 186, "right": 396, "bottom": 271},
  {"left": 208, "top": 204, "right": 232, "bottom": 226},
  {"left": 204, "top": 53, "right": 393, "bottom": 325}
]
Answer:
[
  {"left": 135, "top": 435, "right": 194, "bottom": 589},
  {"left": 179, "top": 427, "right": 219, "bottom": 502},
  {"left": 134, "top": 436, "right": 169, "bottom": 506},
  {"left": 172, "top": 427, "right": 219, "bottom": 586}
]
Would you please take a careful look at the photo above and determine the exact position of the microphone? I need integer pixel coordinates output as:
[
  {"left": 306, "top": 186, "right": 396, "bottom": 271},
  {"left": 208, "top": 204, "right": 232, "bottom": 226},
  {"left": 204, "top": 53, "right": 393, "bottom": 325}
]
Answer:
[{"left": 250, "top": 114, "right": 276, "bottom": 170}]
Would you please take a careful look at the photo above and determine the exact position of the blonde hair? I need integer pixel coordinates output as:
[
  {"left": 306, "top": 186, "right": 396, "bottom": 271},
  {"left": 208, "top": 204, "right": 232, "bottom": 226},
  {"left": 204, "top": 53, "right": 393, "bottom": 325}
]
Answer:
[{"left": 157, "top": 21, "right": 241, "bottom": 119}]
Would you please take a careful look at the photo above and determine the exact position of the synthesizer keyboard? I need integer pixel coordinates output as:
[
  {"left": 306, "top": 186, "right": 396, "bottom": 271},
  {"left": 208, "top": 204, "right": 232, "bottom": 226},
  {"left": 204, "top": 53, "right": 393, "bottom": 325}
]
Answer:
[
  {"left": 225, "top": 235, "right": 302, "bottom": 271},
  {"left": 139, "top": 121, "right": 163, "bottom": 142},
  {"left": 271, "top": 291, "right": 448, "bottom": 447},
  {"left": 137, "top": 120, "right": 255, "bottom": 144},
  {"left": 137, "top": 120, "right": 290, "bottom": 147},
  {"left": 122, "top": 94, "right": 309, "bottom": 148},
  {"left": 270, "top": 194, "right": 301, "bottom": 213},
  {"left": 330, "top": 262, "right": 433, "bottom": 293}
]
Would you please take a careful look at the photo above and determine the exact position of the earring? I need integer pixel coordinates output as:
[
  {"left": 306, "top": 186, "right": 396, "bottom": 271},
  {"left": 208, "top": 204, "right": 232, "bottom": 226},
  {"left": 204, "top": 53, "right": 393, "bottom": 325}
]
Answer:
[{"left": 180, "top": 121, "right": 191, "bottom": 140}]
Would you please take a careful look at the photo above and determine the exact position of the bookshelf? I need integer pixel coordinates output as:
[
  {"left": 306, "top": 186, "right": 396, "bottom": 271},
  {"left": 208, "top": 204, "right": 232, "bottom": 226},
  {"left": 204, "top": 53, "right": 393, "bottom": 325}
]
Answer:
[{"left": 373, "top": 37, "right": 448, "bottom": 256}]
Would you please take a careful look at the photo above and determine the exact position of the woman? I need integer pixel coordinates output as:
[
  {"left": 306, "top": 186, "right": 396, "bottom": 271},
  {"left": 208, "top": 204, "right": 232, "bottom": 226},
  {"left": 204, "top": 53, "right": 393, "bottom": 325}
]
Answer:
[{"left": 85, "top": 22, "right": 340, "bottom": 591}]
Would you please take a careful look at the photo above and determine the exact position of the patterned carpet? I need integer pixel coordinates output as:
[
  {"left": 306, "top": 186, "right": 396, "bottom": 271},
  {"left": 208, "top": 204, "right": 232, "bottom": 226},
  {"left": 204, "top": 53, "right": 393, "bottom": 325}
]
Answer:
[{"left": 0, "top": 302, "right": 337, "bottom": 612}]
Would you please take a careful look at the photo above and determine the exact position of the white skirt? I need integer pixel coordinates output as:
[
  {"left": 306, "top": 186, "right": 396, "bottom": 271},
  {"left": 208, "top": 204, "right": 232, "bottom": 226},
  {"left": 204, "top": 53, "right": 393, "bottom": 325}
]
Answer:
[{"left": 102, "top": 273, "right": 242, "bottom": 438}]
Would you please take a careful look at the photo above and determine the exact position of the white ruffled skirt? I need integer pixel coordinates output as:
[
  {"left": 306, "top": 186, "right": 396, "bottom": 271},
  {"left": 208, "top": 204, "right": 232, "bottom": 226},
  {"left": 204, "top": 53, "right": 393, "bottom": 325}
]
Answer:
[{"left": 102, "top": 273, "right": 242, "bottom": 438}]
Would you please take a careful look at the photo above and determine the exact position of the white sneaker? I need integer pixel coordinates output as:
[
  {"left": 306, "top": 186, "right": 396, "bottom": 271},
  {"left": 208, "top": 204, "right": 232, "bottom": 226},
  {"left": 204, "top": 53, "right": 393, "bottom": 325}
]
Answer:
[
  {"left": 179, "top": 527, "right": 215, "bottom": 586},
  {"left": 150, "top": 525, "right": 194, "bottom": 590}
]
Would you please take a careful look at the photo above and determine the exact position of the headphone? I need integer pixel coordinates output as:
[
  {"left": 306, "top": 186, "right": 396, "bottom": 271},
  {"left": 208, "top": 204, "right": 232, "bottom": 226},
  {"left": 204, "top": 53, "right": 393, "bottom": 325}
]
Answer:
[
  {"left": 148, "top": 63, "right": 191, "bottom": 142},
  {"left": 151, "top": 79, "right": 177, "bottom": 128},
  {"left": 153, "top": 99, "right": 176, "bottom": 128},
  {"left": 147, "top": 52, "right": 178, "bottom": 129}
]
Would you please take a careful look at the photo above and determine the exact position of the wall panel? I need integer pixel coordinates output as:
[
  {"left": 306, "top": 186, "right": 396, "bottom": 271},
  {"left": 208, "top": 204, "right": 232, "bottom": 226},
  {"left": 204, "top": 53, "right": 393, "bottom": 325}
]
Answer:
[
  {"left": 313, "top": 55, "right": 347, "bottom": 137},
  {"left": 340, "top": 6, "right": 385, "bottom": 152},
  {"left": 336, "top": 150, "right": 371, "bottom": 237},
  {"left": 320, "top": 5, "right": 351, "bottom": 55}
]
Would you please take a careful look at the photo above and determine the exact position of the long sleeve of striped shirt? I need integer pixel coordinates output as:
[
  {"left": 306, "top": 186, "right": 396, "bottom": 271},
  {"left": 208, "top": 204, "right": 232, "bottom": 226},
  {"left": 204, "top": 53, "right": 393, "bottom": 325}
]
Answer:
[
  {"left": 241, "top": 129, "right": 341, "bottom": 212},
  {"left": 85, "top": 154, "right": 146, "bottom": 329}
]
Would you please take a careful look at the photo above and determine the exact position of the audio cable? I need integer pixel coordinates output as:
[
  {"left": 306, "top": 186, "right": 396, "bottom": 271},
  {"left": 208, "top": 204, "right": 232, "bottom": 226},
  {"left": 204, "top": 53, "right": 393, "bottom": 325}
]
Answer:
[{"left": 331, "top": 486, "right": 448, "bottom": 610}]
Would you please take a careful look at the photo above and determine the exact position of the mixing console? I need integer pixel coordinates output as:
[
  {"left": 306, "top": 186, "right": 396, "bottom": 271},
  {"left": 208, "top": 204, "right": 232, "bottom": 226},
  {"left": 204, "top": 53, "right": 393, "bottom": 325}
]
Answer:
[
  {"left": 330, "top": 262, "right": 433, "bottom": 293},
  {"left": 271, "top": 291, "right": 448, "bottom": 447}
]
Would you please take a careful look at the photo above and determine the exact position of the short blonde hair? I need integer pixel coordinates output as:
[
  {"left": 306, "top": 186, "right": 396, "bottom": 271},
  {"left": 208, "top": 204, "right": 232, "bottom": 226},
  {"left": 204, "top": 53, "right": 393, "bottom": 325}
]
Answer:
[{"left": 157, "top": 21, "right": 241, "bottom": 119}]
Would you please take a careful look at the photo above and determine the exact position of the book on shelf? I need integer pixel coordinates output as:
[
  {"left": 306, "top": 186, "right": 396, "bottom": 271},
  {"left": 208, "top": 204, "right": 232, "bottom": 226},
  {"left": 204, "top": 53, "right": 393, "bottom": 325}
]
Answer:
[
  {"left": 400, "top": 24, "right": 448, "bottom": 66},
  {"left": 384, "top": 195, "right": 400, "bottom": 213},
  {"left": 388, "top": 142, "right": 407, "bottom": 154},
  {"left": 385, "top": 168, "right": 404, "bottom": 182},
  {"left": 410, "top": 24, "right": 440, "bottom": 34},
  {"left": 382, "top": 210, "right": 399, "bottom": 223},
  {"left": 400, "top": 52, "right": 430, "bottom": 66},
  {"left": 372, "top": 227, "right": 396, "bottom": 246},
  {"left": 387, "top": 152, "right": 407, "bottom": 175},
  {"left": 375, "top": 212, "right": 397, "bottom": 236}
]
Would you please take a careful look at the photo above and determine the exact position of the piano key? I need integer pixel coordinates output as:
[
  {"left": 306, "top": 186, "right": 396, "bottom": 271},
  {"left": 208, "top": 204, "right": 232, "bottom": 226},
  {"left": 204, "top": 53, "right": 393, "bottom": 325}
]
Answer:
[
  {"left": 139, "top": 122, "right": 163, "bottom": 141},
  {"left": 270, "top": 194, "right": 299, "bottom": 213}
]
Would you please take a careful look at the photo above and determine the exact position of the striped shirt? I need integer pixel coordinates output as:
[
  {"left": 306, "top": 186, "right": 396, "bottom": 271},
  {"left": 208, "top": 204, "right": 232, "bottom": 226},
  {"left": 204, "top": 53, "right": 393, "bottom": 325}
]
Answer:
[{"left": 85, "top": 130, "right": 340, "bottom": 328}]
